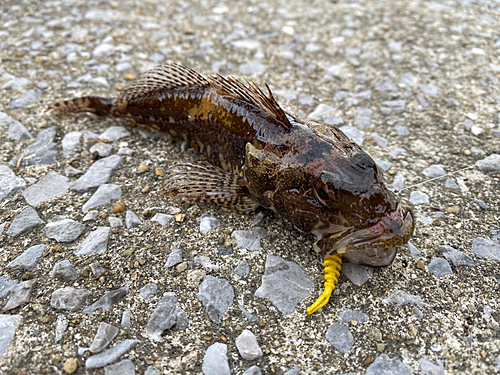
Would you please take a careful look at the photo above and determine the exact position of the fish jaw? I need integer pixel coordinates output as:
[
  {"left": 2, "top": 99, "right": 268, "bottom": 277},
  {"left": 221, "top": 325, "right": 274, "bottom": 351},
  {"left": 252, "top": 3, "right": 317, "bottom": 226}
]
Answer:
[{"left": 314, "top": 203, "right": 415, "bottom": 267}]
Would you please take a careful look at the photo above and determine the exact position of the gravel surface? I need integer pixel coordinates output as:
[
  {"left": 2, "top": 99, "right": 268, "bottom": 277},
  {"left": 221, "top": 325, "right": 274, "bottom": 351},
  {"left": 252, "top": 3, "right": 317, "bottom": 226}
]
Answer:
[{"left": 1, "top": 0, "right": 500, "bottom": 374}]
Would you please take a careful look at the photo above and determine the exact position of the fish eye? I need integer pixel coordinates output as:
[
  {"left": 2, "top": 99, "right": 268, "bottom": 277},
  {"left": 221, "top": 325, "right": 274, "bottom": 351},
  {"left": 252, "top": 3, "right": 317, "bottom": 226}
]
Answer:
[
  {"left": 316, "top": 187, "right": 330, "bottom": 200},
  {"left": 314, "top": 182, "right": 342, "bottom": 208}
]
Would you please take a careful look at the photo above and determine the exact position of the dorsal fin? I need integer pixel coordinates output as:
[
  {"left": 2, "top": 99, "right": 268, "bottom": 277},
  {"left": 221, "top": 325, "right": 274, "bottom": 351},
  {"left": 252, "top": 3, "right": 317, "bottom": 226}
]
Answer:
[
  {"left": 207, "top": 73, "right": 292, "bottom": 129},
  {"left": 115, "top": 63, "right": 210, "bottom": 104}
]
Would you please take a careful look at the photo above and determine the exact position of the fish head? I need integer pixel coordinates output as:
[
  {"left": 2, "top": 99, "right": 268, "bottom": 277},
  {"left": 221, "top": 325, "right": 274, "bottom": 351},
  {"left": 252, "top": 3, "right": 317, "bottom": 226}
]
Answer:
[{"left": 243, "top": 119, "right": 415, "bottom": 267}]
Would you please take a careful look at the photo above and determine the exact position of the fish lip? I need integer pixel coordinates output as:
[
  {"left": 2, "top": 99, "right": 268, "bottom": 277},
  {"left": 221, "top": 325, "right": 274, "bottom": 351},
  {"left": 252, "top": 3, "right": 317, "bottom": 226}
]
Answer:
[{"left": 316, "top": 203, "right": 415, "bottom": 265}]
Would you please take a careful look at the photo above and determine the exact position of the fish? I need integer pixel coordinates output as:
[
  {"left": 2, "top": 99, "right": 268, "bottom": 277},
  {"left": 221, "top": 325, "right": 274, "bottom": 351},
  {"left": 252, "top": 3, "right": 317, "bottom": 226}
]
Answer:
[{"left": 47, "top": 63, "right": 415, "bottom": 313}]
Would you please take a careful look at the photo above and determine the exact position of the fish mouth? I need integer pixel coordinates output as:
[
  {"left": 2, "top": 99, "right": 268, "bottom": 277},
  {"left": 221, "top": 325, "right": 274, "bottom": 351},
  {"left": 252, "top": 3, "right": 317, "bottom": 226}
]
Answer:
[{"left": 314, "top": 204, "right": 415, "bottom": 267}]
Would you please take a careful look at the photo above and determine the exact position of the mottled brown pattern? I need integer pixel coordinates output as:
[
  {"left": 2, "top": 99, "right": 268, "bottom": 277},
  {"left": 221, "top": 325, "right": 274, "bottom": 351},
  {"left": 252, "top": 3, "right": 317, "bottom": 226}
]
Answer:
[{"left": 47, "top": 63, "right": 415, "bottom": 267}]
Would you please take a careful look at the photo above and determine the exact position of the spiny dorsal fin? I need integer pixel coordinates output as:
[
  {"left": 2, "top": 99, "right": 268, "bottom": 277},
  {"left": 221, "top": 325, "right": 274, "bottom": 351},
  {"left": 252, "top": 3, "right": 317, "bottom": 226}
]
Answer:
[
  {"left": 115, "top": 63, "right": 210, "bottom": 104},
  {"left": 207, "top": 73, "right": 292, "bottom": 129}
]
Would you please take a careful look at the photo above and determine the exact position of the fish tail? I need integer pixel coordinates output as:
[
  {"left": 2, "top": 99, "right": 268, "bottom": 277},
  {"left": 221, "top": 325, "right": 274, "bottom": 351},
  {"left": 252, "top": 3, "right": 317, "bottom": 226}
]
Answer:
[{"left": 45, "top": 96, "right": 114, "bottom": 118}]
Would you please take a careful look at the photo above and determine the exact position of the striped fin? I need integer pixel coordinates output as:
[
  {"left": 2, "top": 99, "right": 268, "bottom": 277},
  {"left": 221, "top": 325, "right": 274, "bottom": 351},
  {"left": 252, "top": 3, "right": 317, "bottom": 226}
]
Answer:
[
  {"left": 45, "top": 96, "right": 113, "bottom": 117},
  {"left": 161, "top": 160, "right": 259, "bottom": 214},
  {"left": 115, "top": 63, "right": 210, "bottom": 104},
  {"left": 207, "top": 73, "right": 292, "bottom": 129}
]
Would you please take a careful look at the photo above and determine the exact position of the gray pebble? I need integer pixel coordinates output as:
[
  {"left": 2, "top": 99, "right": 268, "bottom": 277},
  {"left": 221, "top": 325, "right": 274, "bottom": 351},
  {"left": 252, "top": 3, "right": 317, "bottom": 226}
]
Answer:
[
  {"left": 355, "top": 116, "right": 371, "bottom": 129},
  {"left": 9, "top": 88, "right": 42, "bottom": 109},
  {"left": 165, "top": 249, "right": 183, "bottom": 268},
  {"left": 70, "top": 155, "right": 123, "bottom": 192},
  {"left": 0, "top": 277, "right": 18, "bottom": 299},
  {"left": 401, "top": 73, "right": 416, "bottom": 86},
  {"left": 197, "top": 275, "right": 234, "bottom": 324},
  {"left": 374, "top": 79, "right": 397, "bottom": 92},
  {"left": 239, "top": 304, "right": 258, "bottom": 322},
  {"left": 52, "top": 260, "right": 79, "bottom": 281},
  {"left": 371, "top": 132, "right": 388, "bottom": 148},
  {"left": 75, "top": 227, "right": 110, "bottom": 255},
  {"left": 239, "top": 60, "right": 266, "bottom": 75},
  {"left": 394, "top": 124, "right": 410, "bottom": 137},
  {"left": 419, "top": 84, "right": 439, "bottom": 96},
  {"left": 100, "top": 126, "right": 131, "bottom": 142},
  {"left": 392, "top": 172, "right": 405, "bottom": 191},
  {"left": 89, "top": 322, "right": 119, "bottom": 353},
  {"left": 3, "top": 279, "right": 37, "bottom": 311},
  {"left": 366, "top": 354, "right": 413, "bottom": 375},
  {"left": 231, "top": 227, "right": 266, "bottom": 251},
  {"left": 475, "top": 154, "right": 500, "bottom": 172},
  {"left": 337, "top": 308, "right": 369, "bottom": 324},
  {"left": 410, "top": 191, "right": 430, "bottom": 205},
  {"left": 139, "top": 283, "right": 158, "bottom": 300},
  {"left": 339, "top": 126, "right": 364, "bottom": 146},
  {"left": 326, "top": 324, "right": 354, "bottom": 353},
  {"left": 0, "top": 315, "right": 21, "bottom": 358},
  {"left": 104, "top": 359, "right": 135, "bottom": 375},
  {"left": 334, "top": 91, "right": 349, "bottom": 99},
  {"left": 308, "top": 104, "right": 336, "bottom": 120},
  {"left": 61, "top": 131, "right": 82, "bottom": 156},
  {"left": 355, "top": 90, "right": 372, "bottom": 100},
  {"left": 83, "top": 285, "right": 129, "bottom": 315},
  {"left": 420, "top": 358, "right": 445, "bottom": 375},
  {"left": 383, "top": 290, "right": 424, "bottom": 306},
  {"left": 414, "top": 307, "right": 423, "bottom": 321},
  {"left": 323, "top": 117, "right": 344, "bottom": 126},
  {"left": 444, "top": 179, "right": 461, "bottom": 193},
  {"left": 389, "top": 147, "right": 406, "bottom": 159},
  {"left": 90, "top": 77, "right": 109, "bottom": 88},
  {"left": 82, "top": 130, "right": 100, "bottom": 145},
  {"left": 233, "top": 259, "right": 250, "bottom": 276},
  {"left": 82, "top": 184, "right": 122, "bottom": 213},
  {"left": 357, "top": 106, "right": 373, "bottom": 117},
  {"left": 125, "top": 210, "right": 142, "bottom": 229},
  {"left": 145, "top": 292, "right": 188, "bottom": 341},
  {"left": 341, "top": 262, "right": 373, "bottom": 286},
  {"left": 108, "top": 217, "right": 123, "bottom": 228},
  {"left": 54, "top": 314, "right": 68, "bottom": 343},
  {"left": 283, "top": 365, "right": 300, "bottom": 375},
  {"left": 46, "top": 218, "right": 86, "bottom": 242},
  {"left": 194, "top": 255, "right": 220, "bottom": 271},
  {"left": 151, "top": 213, "right": 174, "bottom": 225},
  {"left": 9, "top": 126, "right": 58, "bottom": 168},
  {"left": 83, "top": 210, "right": 99, "bottom": 222},
  {"left": 92, "top": 43, "right": 115, "bottom": 58},
  {"left": 428, "top": 258, "right": 453, "bottom": 278},
  {"left": 472, "top": 237, "right": 500, "bottom": 261},
  {"left": 199, "top": 214, "right": 220, "bottom": 234},
  {"left": 85, "top": 339, "right": 140, "bottom": 370},
  {"left": 407, "top": 242, "right": 421, "bottom": 257},
  {"left": 0, "top": 165, "right": 26, "bottom": 202},
  {"left": 298, "top": 96, "right": 313, "bottom": 106},
  {"left": 382, "top": 100, "right": 406, "bottom": 113},
  {"left": 90, "top": 142, "right": 113, "bottom": 158},
  {"left": 65, "top": 166, "right": 83, "bottom": 177},
  {"left": 22, "top": 171, "right": 69, "bottom": 206},
  {"left": 422, "top": 165, "right": 446, "bottom": 178},
  {"left": 254, "top": 254, "right": 313, "bottom": 314},
  {"left": 7, "top": 244, "right": 45, "bottom": 271},
  {"left": 235, "top": 329, "right": 263, "bottom": 360},
  {"left": 90, "top": 262, "right": 106, "bottom": 278},
  {"left": 50, "top": 287, "right": 90, "bottom": 311},
  {"left": 438, "top": 245, "right": 475, "bottom": 267},
  {"left": 242, "top": 366, "right": 262, "bottom": 375},
  {"left": 7, "top": 118, "right": 33, "bottom": 141},
  {"left": 121, "top": 310, "right": 131, "bottom": 327},
  {"left": 202, "top": 342, "right": 230, "bottom": 375},
  {"left": 445, "top": 98, "right": 460, "bottom": 106},
  {"left": 375, "top": 159, "right": 392, "bottom": 172},
  {"left": 6, "top": 207, "right": 45, "bottom": 237}
]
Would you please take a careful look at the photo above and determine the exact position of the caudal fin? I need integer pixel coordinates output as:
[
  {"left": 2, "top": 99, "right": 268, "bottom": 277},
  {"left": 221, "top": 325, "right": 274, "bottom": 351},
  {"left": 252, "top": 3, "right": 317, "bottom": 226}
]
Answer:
[{"left": 45, "top": 96, "right": 113, "bottom": 118}]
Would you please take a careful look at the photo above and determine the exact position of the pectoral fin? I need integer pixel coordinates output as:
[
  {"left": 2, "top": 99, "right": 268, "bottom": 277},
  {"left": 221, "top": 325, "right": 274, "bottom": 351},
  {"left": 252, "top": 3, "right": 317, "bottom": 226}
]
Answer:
[{"left": 161, "top": 161, "right": 259, "bottom": 213}]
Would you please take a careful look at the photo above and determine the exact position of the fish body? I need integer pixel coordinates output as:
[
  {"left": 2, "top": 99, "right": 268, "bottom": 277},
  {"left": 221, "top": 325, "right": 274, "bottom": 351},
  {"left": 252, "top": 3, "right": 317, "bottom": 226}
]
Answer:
[{"left": 47, "top": 63, "right": 414, "bottom": 267}]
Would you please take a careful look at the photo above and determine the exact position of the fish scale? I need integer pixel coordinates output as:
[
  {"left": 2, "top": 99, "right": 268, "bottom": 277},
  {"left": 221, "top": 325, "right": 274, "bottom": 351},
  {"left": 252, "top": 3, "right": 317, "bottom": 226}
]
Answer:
[{"left": 46, "top": 62, "right": 415, "bottom": 314}]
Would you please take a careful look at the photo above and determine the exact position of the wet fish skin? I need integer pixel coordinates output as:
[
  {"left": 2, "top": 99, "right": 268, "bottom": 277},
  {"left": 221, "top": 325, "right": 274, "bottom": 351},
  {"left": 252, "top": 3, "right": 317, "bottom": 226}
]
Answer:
[{"left": 47, "top": 63, "right": 414, "bottom": 267}]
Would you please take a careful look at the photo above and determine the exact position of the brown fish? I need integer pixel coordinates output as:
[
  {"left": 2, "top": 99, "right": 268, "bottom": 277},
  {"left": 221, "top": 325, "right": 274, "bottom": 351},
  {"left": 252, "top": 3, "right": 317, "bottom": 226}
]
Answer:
[{"left": 47, "top": 63, "right": 415, "bottom": 313}]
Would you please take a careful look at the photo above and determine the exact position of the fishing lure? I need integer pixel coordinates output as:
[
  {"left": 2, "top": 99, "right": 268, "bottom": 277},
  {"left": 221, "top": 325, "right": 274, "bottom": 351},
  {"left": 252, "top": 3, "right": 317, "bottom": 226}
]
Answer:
[{"left": 47, "top": 63, "right": 415, "bottom": 314}]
